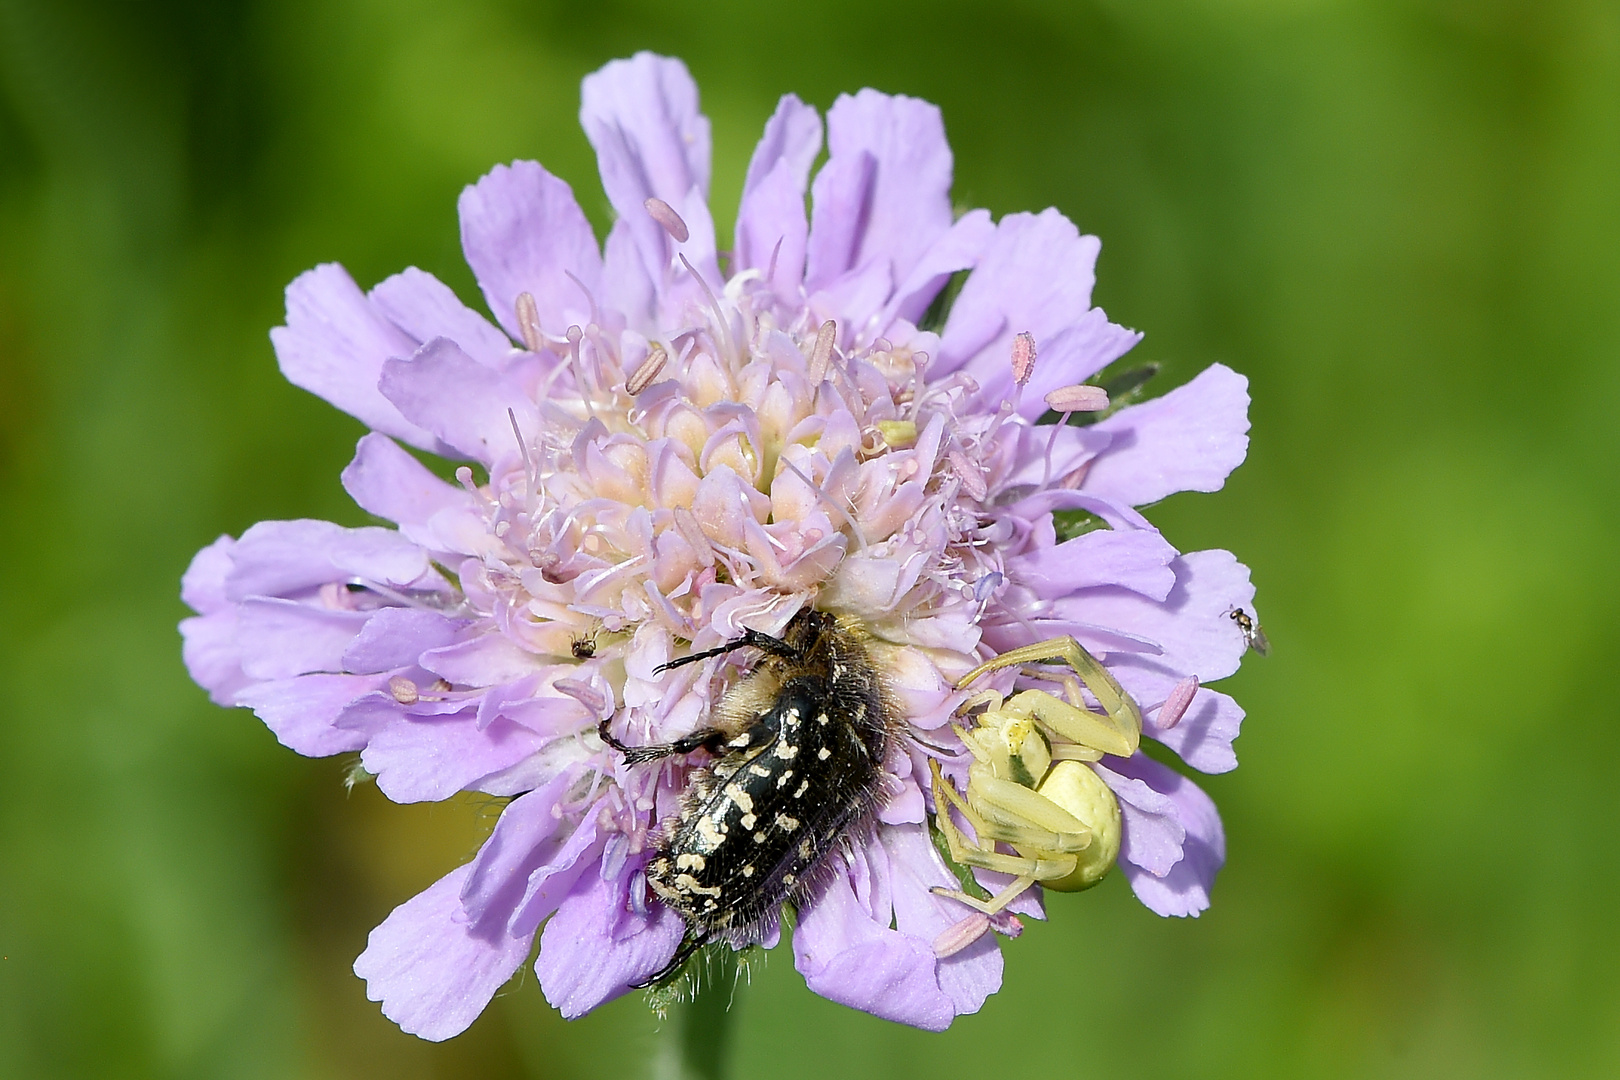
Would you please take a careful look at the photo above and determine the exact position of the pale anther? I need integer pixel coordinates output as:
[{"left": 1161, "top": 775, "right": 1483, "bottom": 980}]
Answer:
[
  {"left": 514, "top": 291, "right": 545, "bottom": 352},
  {"left": 932, "top": 912, "right": 991, "bottom": 958},
  {"left": 874, "top": 419, "right": 918, "bottom": 449},
  {"left": 643, "top": 196, "right": 689, "bottom": 242},
  {"left": 1156, "top": 676, "right": 1200, "bottom": 731},
  {"left": 948, "top": 449, "right": 988, "bottom": 501},
  {"left": 626, "top": 344, "right": 668, "bottom": 395},
  {"left": 388, "top": 676, "right": 419, "bottom": 705},
  {"left": 807, "top": 320, "right": 837, "bottom": 383},
  {"left": 1044, "top": 384, "right": 1110, "bottom": 412},
  {"left": 1011, "top": 331, "right": 1037, "bottom": 386}
]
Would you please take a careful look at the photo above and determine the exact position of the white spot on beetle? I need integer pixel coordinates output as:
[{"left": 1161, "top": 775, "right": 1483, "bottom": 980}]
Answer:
[
  {"left": 815, "top": 713, "right": 830, "bottom": 726},
  {"left": 793, "top": 779, "right": 809, "bottom": 798},
  {"left": 674, "top": 873, "right": 720, "bottom": 897},
  {"left": 776, "top": 769, "right": 794, "bottom": 789},
  {"left": 817, "top": 747, "right": 832, "bottom": 760},
  {"left": 774, "top": 741, "right": 799, "bottom": 760},
  {"left": 696, "top": 816, "right": 725, "bottom": 852},
  {"left": 742, "top": 865, "right": 755, "bottom": 878},
  {"left": 723, "top": 783, "right": 753, "bottom": 814},
  {"left": 748, "top": 764, "right": 771, "bottom": 778},
  {"left": 775, "top": 814, "right": 800, "bottom": 832},
  {"left": 740, "top": 812, "right": 757, "bottom": 829},
  {"left": 676, "top": 853, "right": 706, "bottom": 871}
]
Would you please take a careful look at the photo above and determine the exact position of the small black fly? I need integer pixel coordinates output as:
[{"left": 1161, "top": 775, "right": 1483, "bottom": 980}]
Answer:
[
  {"left": 1229, "top": 607, "right": 1270, "bottom": 656},
  {"left": 598, "top": 608, "right": 897, "bottom": 985},
  {"left": 570, "top": 632, "right": 598, "bottom": 660}
]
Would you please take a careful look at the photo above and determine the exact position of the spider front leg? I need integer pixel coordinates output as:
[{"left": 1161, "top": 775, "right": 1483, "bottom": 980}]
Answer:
[{"left": 957, "top": 636, "right": 1142, "bottom": 760}]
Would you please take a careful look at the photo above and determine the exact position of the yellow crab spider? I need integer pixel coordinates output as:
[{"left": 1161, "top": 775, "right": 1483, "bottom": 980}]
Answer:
[{"left": 929, "top": 637, "right": 1144, "bottom": 915}]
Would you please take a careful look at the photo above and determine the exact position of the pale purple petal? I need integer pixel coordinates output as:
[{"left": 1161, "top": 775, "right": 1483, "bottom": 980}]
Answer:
[
  {"left": 379, "top": 338, "right": 539, "bottom": 466},
  {"left": 354, "top": 863, "right": 533, "bottom": 1042},
  {"left": 235, "top": 598, "right": 369, "bottom": 679},
  {"left": 340, "top": 432, "right": 472, "bottom": 534},
  {"left": 181, "top": 534, "right": 234, "bottom": 614},
  {"left": 234, "top": 673, "right": 381, "bottom": 755},
  {"left": 793, "top": 862, "right": 956, "bottom": 1032},
  {"left": 420, "top": 634, "right": 547, "bottom": 687},
  {"left": 1116, "top": 667, "right": 1245, "bottom": 774},
  {"left": 735, "top": 94, "right": 822, "bottom": 290},
  {"left": 1082, "top": 363, "right": 1251, "bottom": 506},
  {"left": 1011, "top": 527, "right": 1179, "bottom": 601},
  {"left": 458, "top": 161, "right": 603, "bottom": 342},
  {"left": 535, "top": 860, "right": 684, "bottom": 1019},
  {"left": 460, "top": 774, "right": 574, "bottom": 924},
  {"left": 880, "top": 823, "right": 1003, "bottom": 1017},
  {"left": 341, "top": 608, "right": 467, "bottom": 674},
  {"left": 510, "top": 809, "right": 604, "bottom": 937},
  {"left": 369, "top": 266, "right": 515, "bottom": 368},
  {"left": 179, "top": 610, "right": 249, "bottom": 705},
  {"left": 270, "top": 263, "right": 442, "bottom": 451},
  {"left": 1098, "top": 754, "right": 1224, "bottom": 917},
  {"left": 736, "top": 151, "right": 814, "bottom": 297},
  {"left": 600, "top": 216, "right": 657, "bottom": 329},
  {"left": 580, "top": 53, "right": 716, "bottom": 311},
  {"left": 1091, "top": 758, "right": 1184, "bottom": 877},
  {"left": 361, "top": 714, "right": 549, "bottom": 803},
  {"left": 938, "top": 209, "right": 1142, "bottom": 415},
  {"left": 1054, "top": 549, "right": 1256, "bottom": 681},
  {"left": 804, "top": 149, "right": 874, "bottom": 292},
  {"left": 997, "top": 423, "right": 1113, "bottom": 493},
  {"left": 806, "top": 90, "right": 954, "bottom": 291},
  {"left": 225, "top": 519, "right": 433, "bottom": 600},
  {"left": 881, "top": 209, "right": 996, "bottom": 329}
]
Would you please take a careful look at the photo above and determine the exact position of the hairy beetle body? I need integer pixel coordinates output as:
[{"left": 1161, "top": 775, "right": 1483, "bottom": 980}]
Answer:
[{"left": 601, "top": 608, "right": 896, "bottom": 983}]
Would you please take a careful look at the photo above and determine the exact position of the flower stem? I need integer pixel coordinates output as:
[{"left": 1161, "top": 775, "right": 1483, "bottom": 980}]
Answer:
[{"left": 671, "top": 948, "right": 738, "bottom": 1080}]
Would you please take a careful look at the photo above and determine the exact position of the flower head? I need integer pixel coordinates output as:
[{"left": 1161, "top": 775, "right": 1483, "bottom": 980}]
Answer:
[{"left": 181, "top": 53, "right": 1258, "bottom": 1038}]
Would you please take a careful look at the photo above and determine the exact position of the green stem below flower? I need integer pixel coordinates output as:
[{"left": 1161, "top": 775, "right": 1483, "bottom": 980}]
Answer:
[{"left": 668, "top": 947, "right": 739, "bottom": 1080}]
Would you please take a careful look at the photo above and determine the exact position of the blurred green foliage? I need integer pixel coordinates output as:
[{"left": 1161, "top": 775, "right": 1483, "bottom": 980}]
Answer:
[{"left": 2, "top": 0, "right": 1618, "bottom": 1076}]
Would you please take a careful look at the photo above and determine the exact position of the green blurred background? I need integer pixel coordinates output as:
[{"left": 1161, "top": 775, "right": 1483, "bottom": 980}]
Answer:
[{"left": 3, "top": 0, "right": 1618, "bottom": 1076}]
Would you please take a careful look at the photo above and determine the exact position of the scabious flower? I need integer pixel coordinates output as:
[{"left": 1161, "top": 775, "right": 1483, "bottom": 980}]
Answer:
[{"left": 181, "top": 53, "right": 1257, "bottom": 1038}]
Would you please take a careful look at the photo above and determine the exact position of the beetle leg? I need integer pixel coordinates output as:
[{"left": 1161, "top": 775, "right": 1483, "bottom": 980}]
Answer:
[{"left": 598, "top": 718, "right": 730, "bottom": 765}]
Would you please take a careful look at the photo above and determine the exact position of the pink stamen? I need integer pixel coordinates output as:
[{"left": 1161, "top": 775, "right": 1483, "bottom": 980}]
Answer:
[
  {"left": 388, "top": 676, "right": 419, "bottom": 706},
  {"left": 765, "top": 236, "right": 784, "bottom": 284},
  {"left": 555, "top": 678, "right": 607, "bottom": 716},
  {"left": 643, "top": 196, "right": 690, "bottom": 242},
  {"left": 1044, "top": 384, "right": 1110, "bottom": 412},
  {"left": 625, "top": 344, "right": 668, "bottom": 395},
  {"left": 1011, "top": 331, "right": 1037, "bottom": 386},
  {"left": 933, "top": 912, "right": 991, "bottom": 958},
  {"left": 514, "top": 291, "right": 545, "bottom": 352},
  {"left": 1155, "top": 676, "right": 1200, "bottom": 731},
  {"left": 949, "top": 449, "right": 988, "bottom": 501},
  {"left": 807, "top": 319, "right": 837, "bottom": 384}
]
